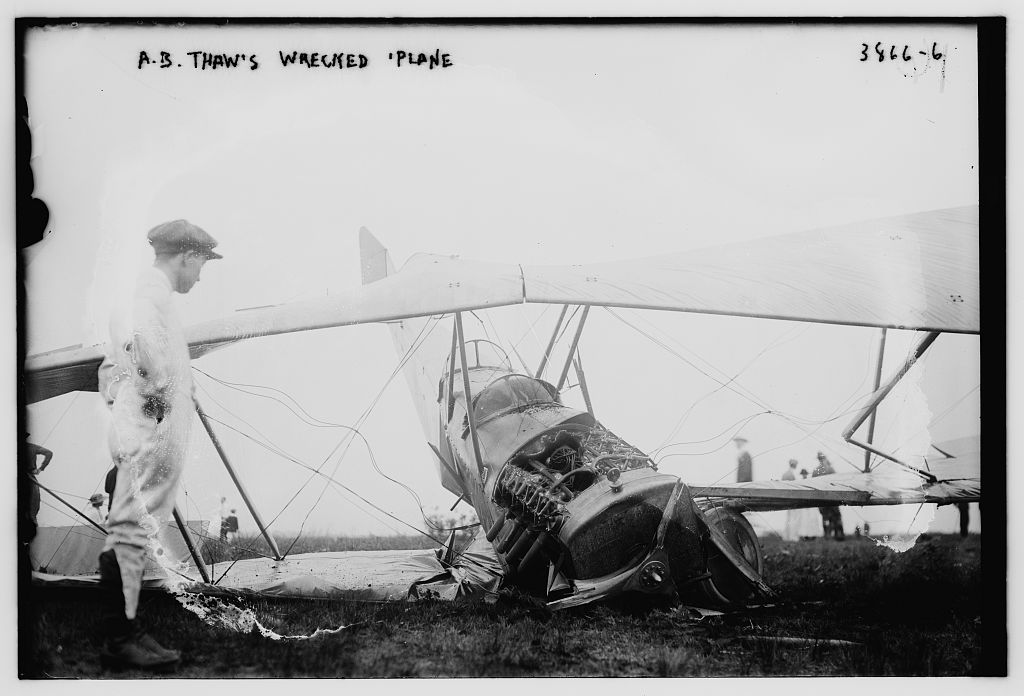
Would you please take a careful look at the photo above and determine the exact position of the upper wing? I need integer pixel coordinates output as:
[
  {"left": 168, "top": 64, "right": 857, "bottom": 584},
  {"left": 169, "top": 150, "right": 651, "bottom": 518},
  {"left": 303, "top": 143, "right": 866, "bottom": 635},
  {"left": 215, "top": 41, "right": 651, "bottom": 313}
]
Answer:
[
  {"left": 24, "top": 206, "right": 978, "bottom": 402},
  {"left": 523, "top": 206, "right": 978, "bottom": 334},
  {"left": 23, "top": 253, "right": 524, "bottom": 404},
  {"left": 691, "top": 453, "right": 980, "bottom": 512},
  {"left": 24, "top": 338, "right": 240, "bottom": 404}
]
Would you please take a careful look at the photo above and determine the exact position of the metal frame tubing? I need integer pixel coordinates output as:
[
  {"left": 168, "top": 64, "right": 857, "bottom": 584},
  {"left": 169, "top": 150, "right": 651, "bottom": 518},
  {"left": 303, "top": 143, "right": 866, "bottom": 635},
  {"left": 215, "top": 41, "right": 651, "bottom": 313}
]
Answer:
[
  {"left": 841, "top": 331, "right": 940, "bottom": 483},
  {"left": 535, "top": 305, "right": 570, "bottom": 379},
  {"left": 863, "top": 327, "right": 888, "bottom": 472},
  {"left": 446, "top": 318, "right": 458, "bottom": 419},
  {"left": 574, "top": 353, "right": 594, "bottom": 416},
  {"left": 556, "top": 306, "right": 591, "bottom": 391},
  {"left": 455, "top": 312, "right": 486, "bottom": 478},
  {"left": 171, "top": 506, "right": 211, "bottom": 583},
  {"left": 194, "top": 398, "right": 285, "bottom": 560}
]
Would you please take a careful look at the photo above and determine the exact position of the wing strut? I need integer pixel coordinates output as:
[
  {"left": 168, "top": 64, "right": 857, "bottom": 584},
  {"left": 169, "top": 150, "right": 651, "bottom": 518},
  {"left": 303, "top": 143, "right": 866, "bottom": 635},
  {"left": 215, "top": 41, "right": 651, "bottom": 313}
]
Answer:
[
  {"left": 574, "top": 352, "right": 594, "bottom": 417},
  {"left": 535, "top": 305, "right": 570, "bottom": 379},
  {"left": 194, "top": 398, "right": 285, "bottom": 561},
  {"left": 455, "top": 312, "right": 486, "bottom": 479},
  {"left": 446, "top": 319, "right": 458, "bottom": 420},
  {"left": 863, "top": 328, "right": 888, "bottom": 472},
  {"left": 556, "top": 306, "right": 590, "bottom": 391},
  {"left": 35, "top": 479, "right": 109, "bottom": 535},
  {"left": 841, "top": 331, "right": 940, "bottom": 483},
  {"left": 170, "top": 506, "right": 212, "bottom": 583}
]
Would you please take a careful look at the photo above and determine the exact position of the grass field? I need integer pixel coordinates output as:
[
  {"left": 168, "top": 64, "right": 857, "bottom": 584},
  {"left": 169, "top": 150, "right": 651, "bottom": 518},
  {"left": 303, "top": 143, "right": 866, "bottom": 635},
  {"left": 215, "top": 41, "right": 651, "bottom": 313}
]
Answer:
[{"left": 22, "top": 533, "right": 986, "bottom": 678}]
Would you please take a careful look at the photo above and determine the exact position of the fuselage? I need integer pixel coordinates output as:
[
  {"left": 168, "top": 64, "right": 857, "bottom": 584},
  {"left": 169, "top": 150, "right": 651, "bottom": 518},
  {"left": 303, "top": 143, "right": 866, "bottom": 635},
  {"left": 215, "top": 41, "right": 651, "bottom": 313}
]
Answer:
[{"left": 434, "top": 356, "right": 763, "bottom": 607}]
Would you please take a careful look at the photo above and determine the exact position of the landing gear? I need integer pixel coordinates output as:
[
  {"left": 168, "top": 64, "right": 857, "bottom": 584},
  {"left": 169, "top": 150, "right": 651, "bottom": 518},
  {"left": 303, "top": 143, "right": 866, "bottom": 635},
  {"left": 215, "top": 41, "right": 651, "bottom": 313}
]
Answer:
[{"left": 697, "top": 506, "right": 765, "bottom": 607}]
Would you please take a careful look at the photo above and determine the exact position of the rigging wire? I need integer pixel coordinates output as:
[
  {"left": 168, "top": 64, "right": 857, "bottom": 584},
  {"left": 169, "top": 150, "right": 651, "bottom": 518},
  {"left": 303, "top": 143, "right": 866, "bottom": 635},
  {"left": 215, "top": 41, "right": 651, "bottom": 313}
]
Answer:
[
  {"left": 483, "top": 311, "right": 531, "bottom": 374},
  {"left": 275, "top": 315, "right": 447, "bottom": 546},
  {"left": 654, "top": 411, "right": 771, "bottom": 465},
  {"left": 606, "top": 307, "right": 777, "bottom": 411},
  {"left": 889, "top": 383, "right": 981, "bottom": 458},
  {"left": 512, "top": 303, "right": 552, "bottom": 356},
  {"left": 653, "top": 321, "right": 811, "bottom": 450},
  {"left": 197, "top": 411, "right": 445, "bottom": 546},
  {"left": 190, "top": 381, "right": 498, "bottom": 576},
  {"left": 535, "top": 305, "right": 582, "bottom": 381},
  {"left": 37, "top": 391, "right": 81, "bottom": 446},
  {"left": 38, "top": 501, "right": 106, "bottom": 570},
  {"left": 189, "top": 379, "right": 405, "bottom": 541},
  {"left": 193, "top": 313, "right": 469, "bottom": 539},
  {"left": 868, "top": 335, "right": 937, "bottom": 464},
  {"left": 926, "top": 383, "right": 981, "bottom": 429},
  {"left": 605, "top": 308, "right": 823, "bottom": 426},
  {"left": 605, "top": 307, "right": 876, "bottom": 471}
]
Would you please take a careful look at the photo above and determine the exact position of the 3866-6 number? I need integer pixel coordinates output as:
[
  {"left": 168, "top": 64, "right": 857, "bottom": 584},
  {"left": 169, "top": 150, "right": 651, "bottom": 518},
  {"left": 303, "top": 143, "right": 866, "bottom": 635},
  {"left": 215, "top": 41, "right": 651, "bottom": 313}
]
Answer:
[{"left": 860, "top": 41, "right": 944, "bottom": 63}]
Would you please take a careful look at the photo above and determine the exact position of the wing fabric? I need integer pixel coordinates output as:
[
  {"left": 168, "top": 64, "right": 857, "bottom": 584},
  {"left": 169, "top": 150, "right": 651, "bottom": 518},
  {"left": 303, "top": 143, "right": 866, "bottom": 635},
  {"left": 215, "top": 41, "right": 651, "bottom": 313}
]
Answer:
[
  {"left": 691, "top": 454, "right": 980, "bottom": 512},
  {"left": 25, "top": 344, "right": 105, "bottom": 403},
  {"left": 33, "top": 532, "right": 505, "bottom": 603},
  {"left": 523, "top": 206, "right": 978, "bottom": 334},
  {"left": 25, "top": 339, "right": 241, "bottom": 404},
  {"left": 23, "top": 254, "right": 524, "bottom": 404},
  {"left": 24, "top": 206, "right": 978, "bottom": 402}
]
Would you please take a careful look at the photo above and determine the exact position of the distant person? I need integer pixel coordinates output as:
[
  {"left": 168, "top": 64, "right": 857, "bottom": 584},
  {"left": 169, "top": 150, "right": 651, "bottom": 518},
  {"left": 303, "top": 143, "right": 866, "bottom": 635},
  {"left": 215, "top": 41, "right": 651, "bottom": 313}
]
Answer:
[
  {"left": 957, "top": 502, "right": 970, "bottom": 537},
  {"left": 734, "top": 437, "right": 753, "bottom": 483},
  {"left": 210, "top": 495, "right": 227, "bottom": 541},
  {"left": 812, "top": 451, "right": 835, "bottom": 478},
  {"left": 781, "top": 459, "right": 799, "bottom": 540},
  {"left": 782, "top": 459, "right": 798, "bottom": 481},
  {"left": 23, "top": 437, "right": 54, "bottom": 542},
  {"left": 89, "top": 494, "right": 108, "bottom": 524},
  {"left": 792, "top": 467, "right": 819, "bottom": 539},
  {"left": 813, "top": 452, "right": 844, "bottom": 540},
  {"left": 96, "top": 219, "right": 222, "bottom": 671},
  {"left": 224, "top": 510, "right": 239, "bottom": 544}
]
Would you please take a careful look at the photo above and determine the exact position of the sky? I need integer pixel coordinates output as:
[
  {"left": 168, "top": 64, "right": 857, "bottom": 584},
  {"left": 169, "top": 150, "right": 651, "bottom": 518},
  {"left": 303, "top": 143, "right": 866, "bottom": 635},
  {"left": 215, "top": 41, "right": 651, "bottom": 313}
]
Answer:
[{"left": 22, "top": 21, "right": 981, "bottom": 540}]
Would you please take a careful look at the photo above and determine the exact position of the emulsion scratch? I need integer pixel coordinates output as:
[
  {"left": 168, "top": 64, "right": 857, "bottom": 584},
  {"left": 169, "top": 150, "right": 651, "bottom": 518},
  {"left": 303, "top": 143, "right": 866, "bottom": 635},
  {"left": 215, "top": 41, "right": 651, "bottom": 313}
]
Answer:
[
  {"left": 149, "top": 539, "right": 348, "bottom": 640},
  {"left": 172, "top": 589, "right": 350, "bottom": 640},
  {"left": 870, "top": 503, "right": 936, "bottom": 553}
]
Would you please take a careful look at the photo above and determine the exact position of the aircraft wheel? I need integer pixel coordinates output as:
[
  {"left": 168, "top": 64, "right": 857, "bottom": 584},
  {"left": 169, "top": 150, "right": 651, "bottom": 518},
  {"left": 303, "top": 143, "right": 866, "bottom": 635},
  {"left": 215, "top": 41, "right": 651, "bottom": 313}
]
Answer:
[{"left": 698, "top": 506, "right": 765, "bottom": 607}]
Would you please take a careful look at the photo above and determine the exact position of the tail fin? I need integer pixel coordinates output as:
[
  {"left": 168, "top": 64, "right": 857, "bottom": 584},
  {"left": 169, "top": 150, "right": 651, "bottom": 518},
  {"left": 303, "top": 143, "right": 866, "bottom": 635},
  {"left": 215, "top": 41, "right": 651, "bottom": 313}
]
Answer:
[
  {"left": 360, "top": 229, "right": 457, "bottom": 491},
  {"left": 359, "top": 227, "right": 394, "bottom": 284}
]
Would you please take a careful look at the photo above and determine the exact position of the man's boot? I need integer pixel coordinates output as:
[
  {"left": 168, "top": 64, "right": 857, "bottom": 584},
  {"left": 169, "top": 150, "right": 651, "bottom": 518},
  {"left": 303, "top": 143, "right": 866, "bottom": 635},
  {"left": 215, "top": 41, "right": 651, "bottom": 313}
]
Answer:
[{"left": 98, "top": 549, "right": 180, "bottom": 671}]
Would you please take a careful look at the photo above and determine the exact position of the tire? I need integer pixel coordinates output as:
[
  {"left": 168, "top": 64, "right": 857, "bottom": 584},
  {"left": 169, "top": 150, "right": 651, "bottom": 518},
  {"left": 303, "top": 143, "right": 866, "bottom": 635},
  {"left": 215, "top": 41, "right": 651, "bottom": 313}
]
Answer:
[{"left": 698, "top": 506, "right": 765, "bottom": 607}]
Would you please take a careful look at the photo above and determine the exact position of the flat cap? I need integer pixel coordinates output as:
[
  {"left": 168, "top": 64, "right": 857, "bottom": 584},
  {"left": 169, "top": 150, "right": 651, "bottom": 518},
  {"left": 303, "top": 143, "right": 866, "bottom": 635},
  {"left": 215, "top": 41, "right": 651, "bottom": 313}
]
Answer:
[{"left": 147, "top": 219, "right": 223, "bottom": 259}]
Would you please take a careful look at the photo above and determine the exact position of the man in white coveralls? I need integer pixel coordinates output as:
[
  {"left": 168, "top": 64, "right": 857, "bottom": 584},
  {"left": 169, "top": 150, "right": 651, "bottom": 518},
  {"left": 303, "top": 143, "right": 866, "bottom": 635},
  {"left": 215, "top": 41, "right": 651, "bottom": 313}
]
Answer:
[{"left": 97, "top": 220, "right": 222, "bottom": 671}]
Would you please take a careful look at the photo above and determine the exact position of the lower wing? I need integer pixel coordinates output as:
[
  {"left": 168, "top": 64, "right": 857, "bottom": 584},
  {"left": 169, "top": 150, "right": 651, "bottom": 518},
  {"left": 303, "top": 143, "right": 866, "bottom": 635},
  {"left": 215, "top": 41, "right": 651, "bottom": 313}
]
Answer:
[{"left": 691, "top": 453, "right": 979, "bottom": 513}]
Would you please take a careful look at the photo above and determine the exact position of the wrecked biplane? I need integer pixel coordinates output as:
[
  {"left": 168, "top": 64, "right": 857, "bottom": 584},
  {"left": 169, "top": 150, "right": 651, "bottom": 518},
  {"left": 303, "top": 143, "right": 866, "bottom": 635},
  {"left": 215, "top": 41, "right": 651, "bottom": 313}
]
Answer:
[{"left": 23, "top": 205, "right": 981, "bottom": 610}]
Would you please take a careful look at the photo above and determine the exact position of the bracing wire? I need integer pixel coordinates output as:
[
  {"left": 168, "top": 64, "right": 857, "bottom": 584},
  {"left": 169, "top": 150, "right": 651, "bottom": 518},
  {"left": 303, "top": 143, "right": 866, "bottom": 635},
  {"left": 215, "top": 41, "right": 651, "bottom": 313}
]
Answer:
[
  {"left": 37, "top": 391, "right": 81, "bottom": 446},
  {"left": 608, "top": 307, "right": 875, "bottom": 430},
  {"left": 190, "top": 379, "right": 411, "bottom": 541},
  {"left": 277, "top": 315, "right": 449, "bottom": 544},
  {"left": 888, "top": 383, "right": 981, "bottom": 458},
  {"left": 188, "top": 345, "right": 510, "bottom": 575},
  {"left": 654, "top": 411, "right": 771, "bottom": 467},
  {"left": 606, "top": 307, "right": 882, "bottom": 471},
  {"left": 513, "top": 303, "right": 552, "bottom": 356},
  {"left": 653, "top": 322, "right": 811, "bottom": 450},
  {"left": 196, "top": 395, "right": 446, "bottom": 546},
  {"left": 195, "top": 312, "right": 471, "bottom": 542}
]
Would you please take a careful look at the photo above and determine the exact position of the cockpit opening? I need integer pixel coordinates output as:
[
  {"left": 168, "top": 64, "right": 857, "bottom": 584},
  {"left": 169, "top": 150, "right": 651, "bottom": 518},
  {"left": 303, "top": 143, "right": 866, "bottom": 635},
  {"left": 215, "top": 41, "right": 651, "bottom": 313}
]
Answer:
[{"left": 472, "top": 374, "right": 560, "bottom": 424}]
